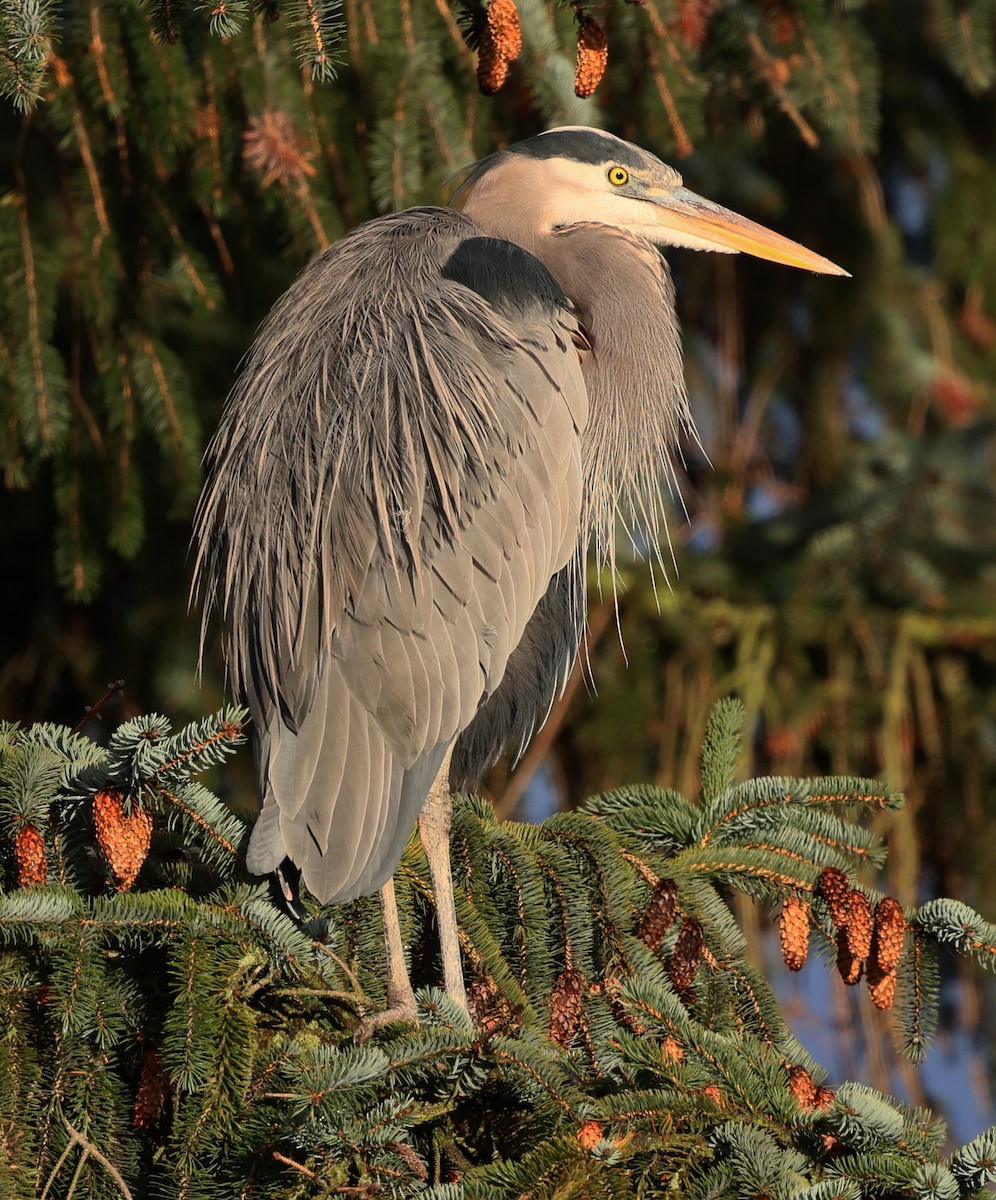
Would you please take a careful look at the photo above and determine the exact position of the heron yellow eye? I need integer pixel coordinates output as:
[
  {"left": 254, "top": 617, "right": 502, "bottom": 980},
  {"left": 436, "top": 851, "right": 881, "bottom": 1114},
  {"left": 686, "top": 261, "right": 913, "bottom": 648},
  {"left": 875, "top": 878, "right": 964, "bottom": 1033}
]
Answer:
[{"left": 607, "top": 166, "right": 629, "bottom": 186}]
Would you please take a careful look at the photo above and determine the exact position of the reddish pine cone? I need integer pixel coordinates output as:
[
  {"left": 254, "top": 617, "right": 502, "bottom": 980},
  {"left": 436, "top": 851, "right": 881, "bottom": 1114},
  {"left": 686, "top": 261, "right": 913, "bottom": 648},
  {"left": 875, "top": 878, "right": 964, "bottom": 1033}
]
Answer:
[
  {"left": 639, "top": 878, "right": 678, "bottom": 950},
  {"left": 845, "top": 889, "right": 874, "bottom": 962},
  {"left": 133, "top": 1048, "right": 169, "bottom": 1127},
  {"left": 487, "top": 0, "right": 522, "bottom": 63},
  {"left": 661, "top": 1035, "right": 684, "bottom": 1062},
  {"left": 813, "top": 1086, "right": 835, "bottom": 1111},
  {"left": 549, "top": 968, "right": 584, "bottom": 1047},
  {"left": 668, "top": 917, "right": 704, "bottom": 994},
  {"left": 476, "top": 25, "right": 509, "bottom": 95},
  {"left": 872, "top": 897, "right": 907, "bottom": 973},
  {"left": 836, "top": 928, "right": 862, "bottom": 985},
  {"left": 779, "top": 895, "right": 810, "bottom": 972},
  {"left": 816, "top": 866, "right": 851, "bottom": 927},
  {"left": 787, "top": 1064, "right": 817, "bottom": 1110},
  {"left": 94, "top": 788, "right": 153, "bottom": 891},
  {"left": 866, "top": 960, "right": 897, "bottom": 1011},
  {"left": 577, "top": 1120, "right": 603, "bottom": 1149},
  {"left": 575, "top": 19, "right": 608, "bottom": 99},
  {"left": 15, "top": 823, "right": 47, "bottom": 887}
]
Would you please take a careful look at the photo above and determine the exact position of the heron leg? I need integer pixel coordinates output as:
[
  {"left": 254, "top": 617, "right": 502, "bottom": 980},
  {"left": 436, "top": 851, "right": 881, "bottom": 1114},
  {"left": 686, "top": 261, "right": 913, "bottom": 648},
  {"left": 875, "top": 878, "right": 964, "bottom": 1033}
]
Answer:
[
  {"left": 354, "top": 877, "right": 418, "bottom": 1042},
  {"left": 418, "top": 750, "right": 469, "bottom": 1015}
]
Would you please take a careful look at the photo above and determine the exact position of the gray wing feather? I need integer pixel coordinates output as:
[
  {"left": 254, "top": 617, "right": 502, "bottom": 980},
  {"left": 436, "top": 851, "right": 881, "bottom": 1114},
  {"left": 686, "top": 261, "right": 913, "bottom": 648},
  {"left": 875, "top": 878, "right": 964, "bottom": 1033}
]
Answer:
[{"left": 195, "top": 209, "right": 588, "bottom": 903}]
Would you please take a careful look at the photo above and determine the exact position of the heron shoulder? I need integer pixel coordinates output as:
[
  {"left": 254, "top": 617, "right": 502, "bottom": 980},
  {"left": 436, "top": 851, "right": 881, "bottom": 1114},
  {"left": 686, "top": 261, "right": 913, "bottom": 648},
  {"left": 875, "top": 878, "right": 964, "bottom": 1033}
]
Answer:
[{"left": 440, "top": 234, "right": 570, "bottom": 320}]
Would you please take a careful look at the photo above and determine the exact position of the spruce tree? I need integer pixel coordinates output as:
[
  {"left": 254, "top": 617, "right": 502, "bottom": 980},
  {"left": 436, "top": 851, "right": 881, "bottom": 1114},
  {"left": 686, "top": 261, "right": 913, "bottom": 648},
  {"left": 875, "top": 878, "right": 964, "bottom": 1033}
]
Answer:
[{"left": 1, "top": 697, "right": 995, "bottom": 1197}]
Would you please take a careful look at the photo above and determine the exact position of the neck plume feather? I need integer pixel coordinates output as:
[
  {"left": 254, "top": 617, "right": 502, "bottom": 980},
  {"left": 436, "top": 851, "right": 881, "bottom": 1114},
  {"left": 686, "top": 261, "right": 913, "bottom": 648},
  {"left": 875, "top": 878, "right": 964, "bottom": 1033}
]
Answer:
[{"left": 466, "top": 209, "right": 697, "bottom": 585}]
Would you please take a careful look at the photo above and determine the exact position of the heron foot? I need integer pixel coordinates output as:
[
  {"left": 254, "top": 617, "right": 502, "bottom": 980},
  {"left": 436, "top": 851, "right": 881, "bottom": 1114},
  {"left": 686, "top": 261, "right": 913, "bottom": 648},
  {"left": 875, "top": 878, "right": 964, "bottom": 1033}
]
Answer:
[{"left": 354, "top": 996, "right": 419, "bottom": 1043}]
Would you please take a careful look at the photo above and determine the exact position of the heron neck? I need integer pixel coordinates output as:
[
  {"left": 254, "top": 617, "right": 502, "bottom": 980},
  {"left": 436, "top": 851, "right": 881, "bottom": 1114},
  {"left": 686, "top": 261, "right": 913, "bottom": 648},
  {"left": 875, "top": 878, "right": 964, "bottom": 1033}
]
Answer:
[{"left": 529, "top": 223, "right": 696, "bottom": 575}]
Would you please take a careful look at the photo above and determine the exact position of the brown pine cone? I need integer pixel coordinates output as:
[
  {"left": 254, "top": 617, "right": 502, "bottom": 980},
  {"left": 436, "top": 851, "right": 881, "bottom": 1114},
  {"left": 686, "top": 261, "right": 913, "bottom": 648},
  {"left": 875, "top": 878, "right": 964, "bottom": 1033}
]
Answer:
[
  {"left": 836, "top": 927, "right": 862, "bottom": 985},
  {"left": 549, "top": 968, "right": 584, "bottom": 1047},
  {"left": 487, "top": 0, "right": 522, "bottom": 63},
  {"left": 575, "top": 19, "right": 608, "bottom": 99},
  {"left": 15, "top": 823, "right": 47, "bottom": 887},
  {"left": 813, "top": 1086, "right": 835, "bottom": 1111},
  {"left": 872, "top": 897, "right": 906, "bottom": 973},
  {"left": 787, "top": 1064, "right": 817, "bottom": 1110},
  {"left": 816, "top": 866, "right": 851, "bottom": 927},
  {"left": 866, "top": 960, "right": 897, "bottom": 1011},
  {"left": 845, "top": 889, "right": 874, "bottom": 962},
  {"left": 476, "top": 26, "right": 509, "bottom": 95},
  {"left": 577, "top": 1120, "right": 603, "bottom": 1149},
  {"left": 668, "top": 917, "right": 704, "bottom": 994},
  {"left": 779, "top": 894, "right": 810, "bottom": 972},
  {"left": 661, "top": 1035, "right": 684, "bottom": 1062},
  {"left": 93, "top": 788, "right": 153, "bottom": 892},
  {"left": 639, "top": 878, "right": 678, "bottom": 950},
  {"left": 468, "top": 975, "right": 520, "bottom": 1036},
  {"left": 133, "top": 1048, "right": 169, "bottom": 1127}
]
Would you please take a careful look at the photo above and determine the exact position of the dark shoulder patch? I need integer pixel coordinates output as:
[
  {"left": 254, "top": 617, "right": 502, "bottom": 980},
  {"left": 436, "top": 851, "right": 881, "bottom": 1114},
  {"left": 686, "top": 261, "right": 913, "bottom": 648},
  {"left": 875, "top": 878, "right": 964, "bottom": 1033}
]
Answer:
[{"left": 441, "top": 237, "right": 568, "bottom": 317}]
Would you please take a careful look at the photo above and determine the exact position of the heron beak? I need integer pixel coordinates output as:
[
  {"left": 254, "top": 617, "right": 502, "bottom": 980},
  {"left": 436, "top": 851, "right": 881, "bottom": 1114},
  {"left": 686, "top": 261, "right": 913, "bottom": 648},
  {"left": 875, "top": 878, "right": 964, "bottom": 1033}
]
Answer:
[{"left": 646, "top": 186, "right": 850, "bottom": 276}]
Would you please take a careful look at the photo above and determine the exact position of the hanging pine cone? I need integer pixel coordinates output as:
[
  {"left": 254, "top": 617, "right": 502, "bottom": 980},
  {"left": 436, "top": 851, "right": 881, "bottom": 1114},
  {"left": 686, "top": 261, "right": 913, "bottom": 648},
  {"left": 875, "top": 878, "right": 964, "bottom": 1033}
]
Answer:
[
  {"left": 816, "top": 866, "right": 851, "bottom": 927},
  {"left": 487, "top": 0, "right": 522, "bottom": 63},
  {"left": 866, "top": 960, "right": 897, "bottom": 1011},
  {"left": 15, "top": 823, "right": 47, "bottom": 887},
  {"left": 779, "top": 894, "right": 810, "bottom": 972},
  {"left": 549, "top": 968, "right": 584, "bottom": 1047},
  {"left": 813, "top": 1086, "right": 835, "bottom": 1111},
  {"left": 845, "top": 889, "right": 874, "bottom": 962},
  {"left": 476, "top": 23, "right": 509, "bottom": 95},
  {"left": 872, "top": 897, "right": 907, "bottom": 973},
  {"left": 639, "top": 877, "right": 678, "bottom": 950},
  {"left": 467, "top": 974, "right": 520, "bottom": 1036},
  {"left": 575, "top": 18, "right": 608, "bottom": 99},
  {"left": 786, "top": 1064, "right": 817, "bottom": 1110},
  {"left": 668, "top": 917, "right": 704, "bottom": 994},
  {"left": 133, "top": 1048, "right": 169, "bottom": 1127},
  {"left": 836, "top": 927, "right": 862, "bottom": 985},
  {"left": 93, "top": 788, "right": 153, "bottom": 891}
]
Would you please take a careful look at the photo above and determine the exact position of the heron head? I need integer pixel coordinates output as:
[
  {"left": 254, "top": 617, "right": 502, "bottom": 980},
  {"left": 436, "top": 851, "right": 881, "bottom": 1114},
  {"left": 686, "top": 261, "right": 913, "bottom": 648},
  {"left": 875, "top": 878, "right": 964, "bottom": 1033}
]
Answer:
[{"left": 458, "top": 126, "right": 848, "bottom": 276}]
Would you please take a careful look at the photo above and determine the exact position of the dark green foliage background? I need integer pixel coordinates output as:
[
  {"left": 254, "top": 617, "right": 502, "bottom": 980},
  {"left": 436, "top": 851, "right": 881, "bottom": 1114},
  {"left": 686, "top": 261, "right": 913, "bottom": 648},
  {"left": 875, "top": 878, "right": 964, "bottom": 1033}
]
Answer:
[{"left": 2, "top": 0, "right": 996, "bottom": 1121}]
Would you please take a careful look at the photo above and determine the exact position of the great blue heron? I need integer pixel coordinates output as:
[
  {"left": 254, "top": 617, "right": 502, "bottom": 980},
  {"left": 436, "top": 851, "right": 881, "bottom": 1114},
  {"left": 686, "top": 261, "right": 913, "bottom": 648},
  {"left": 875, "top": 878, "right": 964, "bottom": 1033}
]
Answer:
[{"left": 193, "top": 127, "right": 845, "bottom": 1034}]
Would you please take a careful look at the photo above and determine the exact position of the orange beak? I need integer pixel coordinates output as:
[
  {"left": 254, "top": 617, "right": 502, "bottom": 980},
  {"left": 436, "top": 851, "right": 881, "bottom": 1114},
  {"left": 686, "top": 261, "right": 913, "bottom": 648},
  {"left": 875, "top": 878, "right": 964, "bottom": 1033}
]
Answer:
[{"left": 647, "top": 186, "right": 849, "bottom": 276}]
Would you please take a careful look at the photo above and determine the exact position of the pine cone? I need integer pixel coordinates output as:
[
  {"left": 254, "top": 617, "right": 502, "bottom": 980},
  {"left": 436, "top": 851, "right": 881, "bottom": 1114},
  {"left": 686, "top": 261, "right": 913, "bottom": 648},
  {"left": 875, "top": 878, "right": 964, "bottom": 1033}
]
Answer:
[
  {"left": 94, "top": 789, "right": 153, "bottom": 891},
  {"left": 702, "top": 1083, "right": 722, "bottom": 1105},
  {"left": 836, "top": 927, "right": 862, "bottom": 985},
  {"left": 549, "top": 968, "right": 584, "bottom": 1047},
  {"left": 872, "top": 897, "right": 906, "bottom": 973},
  {"left": 575, "top": 19, "right": 608, "bottom": 99},
  {"left": 813, "top": 1086, "right": 835, "bottom": 1111},
  {"left": 661, "top": 1035, "right": 684, "bottom": 1062},
  {"left": 15, "top": 823, "right": 47, "bottom": 887},
  {"left": 487, "top": 0, "right": 522, "bottom": 63},
  {"left": 476, "top": 23, "right": 509, "bottom": 95},
  {"left": 779, "top": 895, "right": 810, "bottom": 972},
  {"left": 577, "top": 1120, "right": 603, "bottom": 1149},
  {"left": 639, "top": 878, "right": 678, "bottom": 950},
  {"left": 668, "top": 917, "right": 704, "bottom": 994},
  {"left": 468, "top": 975, "right": 520, "bottom": 1036},
  {"left": 787, "top": 1064, "right": 817, "bottom": 1110},
  {"left": 845, "top": 889, "right": 873, "bottom": 962},
  {"left": 866, "top": 960, "right": 897, "bottom": 1011},
  {"left": 816, "top": 866, "right": 851, "bottom": 927},
  {"left": 133, "top": 1048, "right": 168, "bottom": 1127}
]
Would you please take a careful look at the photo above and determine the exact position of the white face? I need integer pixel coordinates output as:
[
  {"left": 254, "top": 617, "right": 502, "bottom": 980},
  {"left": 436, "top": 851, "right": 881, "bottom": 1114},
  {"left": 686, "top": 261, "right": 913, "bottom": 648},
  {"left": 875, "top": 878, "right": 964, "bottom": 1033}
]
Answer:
[
  {"left": 522, "top": 154, "right": 736, "bottom": 253},
  {"left": 460, "top": 128, "right": 848, "bottom": 276}
]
